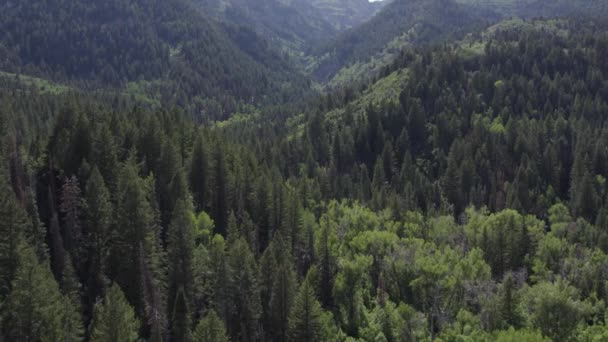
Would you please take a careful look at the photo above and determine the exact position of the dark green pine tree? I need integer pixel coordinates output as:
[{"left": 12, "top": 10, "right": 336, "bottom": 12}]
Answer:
[
  {"left": 575, "top": 171, "right": 599, "bottom": 222},
  {"left": 269, "top": 259, "right": 297, "bottom": 342},
  {"left": 0, "top": 172, "right": 29, "bottom": 295},
  {"left": 499, "top": 273, "right": 522, "bottom": 329},
  {"left": 110, "top": 157, "right": 164, "bottom": 319},
  {"left": 261, "top": 235, "right": 297, "bottom": 342},
  {"left": 228, "top": 238, "right": 262, "bottom": 341},
  {"left": 212, "top": 145, "right": 229, "bottom": 236},
  {"left": 89, "top": 283, "right": 140, "bottom": 342},
  {"left": 171, "top": 286, "right": 193, "bottom": 342},
  {"left": 208, "top": 235, "right": 230, "bottom": 323},
  {"left": 91, "top": 125, "right": 119, "bottom": 189},
  {"left": 444, "top": 145, "right": 463, "bottom": 216},
  {"left": 287, "top": 278, "right": 325, "bottom": 342},
  {"left": 4, "top": 246, "right": 80, "bottom": 341},
  {"left": 193, "top": 309, "right": 229, "bottom": 342},
  {"left": 167, "top": 197, "right": 196, "bottom": 338},
  {"left": 317, "top": 221, "right": 334, "bottom": 308},
  {"left": 190, "top": 133, "right": 210, "bottom": 211},
  {"left": 60, "top": 254, "right": 84, "bottom": 342},
  {"left": 59, "top": 175, "right": 84, "bottom": 262},
  {"left": 157, "top": 140, "right": 183, "bottom": 227},
  {"left": 84, "top": 167, "right": 113, "bottom": 308},
  {"left": 226, "top": 210, "right": 241, "bottom": 244}
]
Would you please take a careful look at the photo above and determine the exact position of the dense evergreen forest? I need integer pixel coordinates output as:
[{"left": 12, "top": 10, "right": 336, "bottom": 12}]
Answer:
[
  {"left": 0, "top": 0, "right": 313, "bottom": 120},
  {"left": 1, "top": 0, "right": 608, "bottom": 341}
]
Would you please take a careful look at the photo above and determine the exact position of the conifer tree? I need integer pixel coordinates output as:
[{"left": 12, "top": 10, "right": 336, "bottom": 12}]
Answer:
[
  {"left": 167, "top": 198, "right": 196, "bottom": 333},
  {"left": 269, "top": 259, "right": 297, "bottom": 341},
  {"left": 0, "top": 173, "right": 28, "bottom": 295},
  {"left": 317, "top": 221, "right": 334, "bottom": 308},
  {"left": 190, "top": 133, "right": 209, "bottom": 211},
  {"left": 288, "top": 278, "right": 325, "bottom": 342},
  {"left": 60, "top": 175, "right": 84, "bottom": 261},
  {"left": 84, "top": 167, "right": 113, "bottom": 306},
  {"left": 171, "top": 286, "right": 193, "bottom": 342},
  {"left": 228, "top": 238, "right": 262, "bottom": 341},
  {"left": 208, "top": 234, "right": 230, "bottom": 323},
  {"left": 193, "top": 310, "right": 229, "bottom": 342},
  {"left": 500, "top": 273, "right": 522, "bottom": 329},
  {"left": 4, "top": 246, "right": 80, "bottom": 341},
  {"left": 89, "top": 283, "right": 140, "bottom": 342},
  {"left": 111, "top": 157, "right": 164, "bottom": 318},
  {"left": 213, "top": 145, "right": 229, "bottom": 236}
]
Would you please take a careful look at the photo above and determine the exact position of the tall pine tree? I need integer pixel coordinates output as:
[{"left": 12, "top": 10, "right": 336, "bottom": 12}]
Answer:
[{"left": 89, "top": 283, "right": 140, "bottom": 342}]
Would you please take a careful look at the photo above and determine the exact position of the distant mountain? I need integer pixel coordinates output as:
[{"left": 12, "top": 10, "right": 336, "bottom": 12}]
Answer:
[
  {"left": 197, "top": 0, "right": 385, "bottom": 54},
  {"left": 309, "top": 0, "right": 608, "bottom": 88},
  {"left": 455, "top": 0, "right": 608, "bottom": 19},
  {"left": 310, "top": 0, "right": 492, "bottom": 85},
  {"left": 0, "top": 0, "right": 313, "bottom": 119}
]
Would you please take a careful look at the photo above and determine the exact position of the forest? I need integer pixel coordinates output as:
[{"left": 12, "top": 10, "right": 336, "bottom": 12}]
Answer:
[{"left": 1, "top": 0, "right": 608, "bottom": 341}]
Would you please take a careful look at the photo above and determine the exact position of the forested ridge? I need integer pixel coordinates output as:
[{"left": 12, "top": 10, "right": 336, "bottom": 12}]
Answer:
[
  {"left": 197, "top": 0, "right": 383, "bottom": 56},
  {"left": 2, "top": 2, "right": 608, "bottom": 342},
  {"left": 0, "top": 0, "right": 313, "bottom": 120}
]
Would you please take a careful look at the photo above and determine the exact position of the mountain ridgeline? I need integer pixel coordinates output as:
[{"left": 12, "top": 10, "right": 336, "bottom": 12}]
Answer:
[
  {"left": 198, "top": 0, "right": 385, "bottom": 58},
  {"left": 0, "top": 0, "right": 313, "bottom": 120},
  {"left": 2, "top": 0, "right": 608, "bottom": 341},
  {"left": 310, "top": 0, "right": 493, "bottom": 83}
]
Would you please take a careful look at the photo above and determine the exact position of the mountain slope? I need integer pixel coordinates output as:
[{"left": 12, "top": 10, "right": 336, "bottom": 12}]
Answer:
[
  {"left": 310, "top": 0, "right": 492, "bottom": 85},
  {"left": 456, "top": 0, "right": 608, "bottom": 19},
  {"left": 0, "top": 0, "right": 312, "bottom": 119},
  {"left": 198, "top": 0, "right": 384, "bottom": 55}
]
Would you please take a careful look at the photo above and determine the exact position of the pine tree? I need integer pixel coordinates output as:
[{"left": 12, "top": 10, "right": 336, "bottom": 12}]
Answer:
[
  {"left": 91, "top": 125, "right": 118, "bottom": 189},
  {"left": 208, "top": 235, "right": 230, "bottom": 323},
  {"left": 226, "top": 210, "right": 240, "bottom": 243},
  {"left": 193, "top": 310, "right": 229, "bottom": 342},
  {"left": 171, "top": 287, "right": 193, "bottom": 342},
  {"left": 212, "top": 145, "right": 229, "bottom": 236},
  {"left": 317, "top": 221, "right": 334, "bottom": 308},
  {"left": 190, "top": 133, "right": 209, "bottom": 211},
  {"left": 60, "top": 257, "right": 85, "bottom": 342},
  {"left": 157, "top": 140, "right": 183, "bottom": 228},
  {"left": 499, "top": 273, "right": 522, "bottom": 329},
  {"left": 89, "top": 283, "right": 140, "bottom": 342},
  {"left": 3, "top": 246, "right": 72, "bottom": 341},
  {"left": 261, "top": 235, "right": 297, "bottom": 341},
  {"left": 167, "top": 198, "right": 195, "bottom": 334},
  {"left": 60, "top": 175, "right": 84, "bottom": 261},
  {"left": 287, "top": 279, "right": 325, "bottom": 342},
  {"left": 111, "top": 157, "right": 164, "bottom": 319},
  {"left": 84, "top": 167, "right": 113, "bottom": 306},
  {"left": 269, "top": 259, "right": 297, "bottom": 342},
  {"left": 228, "top": 238, "right": 262, "bottom": 341},
  {"left": 0, "top": 174, "right": 28, "bottom": 295}
]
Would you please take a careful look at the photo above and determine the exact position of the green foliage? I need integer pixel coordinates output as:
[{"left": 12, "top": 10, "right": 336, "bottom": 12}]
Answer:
[
  {"left": 523, "top": 279, "right": 584, "bottom": 341},
  {"left": 2, "top": 8, "right": 608, "bottom": 342},
  {"left": 0, "top": 0, "right": 313, "bottom": 120},
  {"left": 90, "top": 284, "right": 140, "bottom": 342},
  {"left": 193, "top": 310, "right": 229, "bottom": 342},
  {"left": 288, "top": 278, "right": 327, "bottom": 342},
  {"left": 4, "top": 246, "right": 82, "bottom": 341},
  {"left": 493, "top": 328, "right": 550, "bottom": 342},
  {"left": 0, "top": 175, "right": 29, "bottom": 295},
  {"left": 227, "top": 238, "right": 262, "bottom": 341}
]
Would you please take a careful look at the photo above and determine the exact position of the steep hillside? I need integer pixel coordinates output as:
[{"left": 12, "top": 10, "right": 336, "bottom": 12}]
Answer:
[
  {"left": 310, "top": 0, "right": 492, "bottom": 85},
  {"left": 0, "top": 0, "right": 312, "bottom": 120},
  {"left": 198, "top": 0, "right": 384, "bottom": 56},
  {"left": 310, "top": 0, "right": 608, "bottom": 88},
  {"left": 456, "top": 0, "right": 608, "bottom": 19}
]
